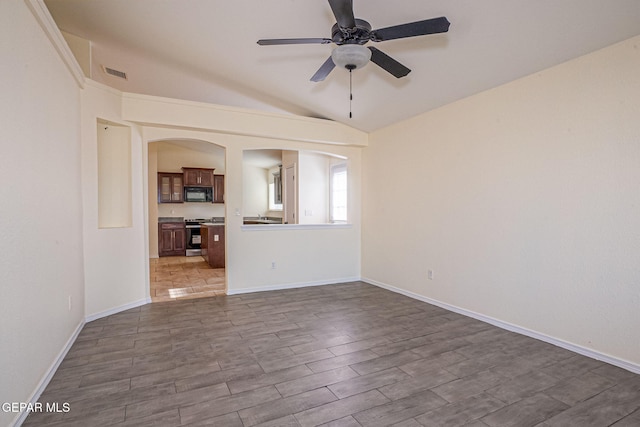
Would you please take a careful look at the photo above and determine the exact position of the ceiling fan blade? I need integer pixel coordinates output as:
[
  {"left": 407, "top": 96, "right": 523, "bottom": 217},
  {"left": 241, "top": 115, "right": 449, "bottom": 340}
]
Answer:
[
  {"left": 328, "top": 0, "right": 356, "bottom": 29},
  {"left": 310, "top": 56, "right": 336, "bottom": 82},
  {"left": 371, "top": 16, "right": 450, "bottom": 41},
  {"left": 257, "top": 38, "right": 332, "bottom": 46},
  {"left": 368, "top": 47, "right": 411, "bottom": 78}
]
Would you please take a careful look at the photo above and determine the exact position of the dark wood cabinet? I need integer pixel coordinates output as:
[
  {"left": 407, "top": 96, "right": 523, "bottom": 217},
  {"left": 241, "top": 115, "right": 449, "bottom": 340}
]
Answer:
[
  {"left": 158, "top": 173, "right": 184, "bottom": 203},
  {"left": 158, "top": 222, "right": 186, "bottom": 257},
  {"left": 201, "top": 224, "right": 225, "bottom": 268},
  {"left": 182, "top": 167, "right": 214, "bottom": 187},
  {"left": 213, "top": 174, "right": 224, "bottom": 203}
]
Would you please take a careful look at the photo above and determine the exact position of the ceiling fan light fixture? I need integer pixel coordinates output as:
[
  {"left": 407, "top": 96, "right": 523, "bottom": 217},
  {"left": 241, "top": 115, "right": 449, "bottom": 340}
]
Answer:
[{"left": 331, "top": 44, "right": 371, "bottom": 70}]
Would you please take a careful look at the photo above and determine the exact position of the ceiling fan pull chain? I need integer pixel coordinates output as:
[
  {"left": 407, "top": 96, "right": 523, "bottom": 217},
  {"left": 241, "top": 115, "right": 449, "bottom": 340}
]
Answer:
[{"left": 349, "top": 69, "right": 353, "bottom": 119}]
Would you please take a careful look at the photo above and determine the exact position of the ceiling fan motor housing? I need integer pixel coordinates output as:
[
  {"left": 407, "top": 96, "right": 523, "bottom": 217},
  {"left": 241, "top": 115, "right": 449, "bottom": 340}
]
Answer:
[
  {"left": 331, "top": 18, "right": 373, "bottom": 70},
  {"left": 331, "top": 19, "right": 372, "bottom": 45}
]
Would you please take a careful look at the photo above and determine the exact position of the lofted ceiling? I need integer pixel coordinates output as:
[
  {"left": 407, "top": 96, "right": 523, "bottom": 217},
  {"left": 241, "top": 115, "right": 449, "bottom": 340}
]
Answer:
[{"left": 44, "top": 0, "right": 640, "bottom": 133}]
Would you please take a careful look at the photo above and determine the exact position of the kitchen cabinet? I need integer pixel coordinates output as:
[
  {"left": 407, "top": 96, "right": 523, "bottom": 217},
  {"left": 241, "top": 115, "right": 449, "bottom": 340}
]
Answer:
[
  {"left": 182, "top": 167, "right": 214, "bottom": 187},
  {"left": 158, "top": 173, "right": 184, "bottom": 203},
  {"left": 201, "top": 224, "right": 225, "bottom": 268},
  {"left": 158, "top": 222, "right": 186, "bottom": 257},
  {"left": 213, "top": 174, "right": 225, "bottom": 203}
]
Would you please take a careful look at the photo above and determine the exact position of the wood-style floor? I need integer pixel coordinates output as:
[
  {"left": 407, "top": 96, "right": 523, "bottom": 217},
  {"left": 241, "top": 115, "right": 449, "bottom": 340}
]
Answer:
[
  {"left": 150, "top": 256, "right": 225, "bottom": 302},
  {"left": 25, "top": 282, "right": 640, "bottom": 426}
]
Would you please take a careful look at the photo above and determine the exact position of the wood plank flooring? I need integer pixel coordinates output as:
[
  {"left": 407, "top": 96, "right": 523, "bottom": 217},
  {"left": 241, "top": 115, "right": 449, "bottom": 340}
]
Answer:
[{"left": 25, "top": 282, "right": 640, "bottom": 426}]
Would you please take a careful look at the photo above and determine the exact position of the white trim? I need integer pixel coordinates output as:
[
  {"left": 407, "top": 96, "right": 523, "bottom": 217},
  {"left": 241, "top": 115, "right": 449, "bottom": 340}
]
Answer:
[
  {"left": 121, "top": 92, "right": 368, "bottom": 146},
  {"left": 362, "top": 277, "right": 640, "bottom": 375},
  {"left": 24, "top": 0, "right": 85, "bottom": 88},
  {"left": 241, "top": 223, "right": 352, "bottom": 231},
  {"left": 85, "top": 297, "right": 151, "bottom": 323},
  {"left": 227, "top": 277, "right": 361, "bottom": 295},
  {"left": 12, "top": 299, "right": 151, "bottom": 425},
  {"left": 11, "top": 320, "right": 85, "bottom": 427}
]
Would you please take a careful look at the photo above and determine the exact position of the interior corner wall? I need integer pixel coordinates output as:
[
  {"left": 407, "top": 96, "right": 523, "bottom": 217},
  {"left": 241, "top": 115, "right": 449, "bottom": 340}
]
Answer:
[
  {"left": 0, "top": 2, "right": 85, "bottom": 426},
  {"left": 363, "top": 36, "right": 640, "bottom": 367}
]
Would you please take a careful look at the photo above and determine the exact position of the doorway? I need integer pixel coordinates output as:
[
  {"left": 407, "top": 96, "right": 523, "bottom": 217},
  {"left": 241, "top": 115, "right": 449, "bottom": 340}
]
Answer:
[
  {"left": 148, "top": 139, "right": 227, "bottom": 302},
  {"left": 284, "top": 163, "right": 297, "bottom": 224}
]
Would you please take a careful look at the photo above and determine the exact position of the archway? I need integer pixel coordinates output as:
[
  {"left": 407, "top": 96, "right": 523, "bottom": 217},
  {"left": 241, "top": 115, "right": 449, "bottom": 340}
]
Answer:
[{"left": 148, "top": 139, "right": 227, "bottom": 302}]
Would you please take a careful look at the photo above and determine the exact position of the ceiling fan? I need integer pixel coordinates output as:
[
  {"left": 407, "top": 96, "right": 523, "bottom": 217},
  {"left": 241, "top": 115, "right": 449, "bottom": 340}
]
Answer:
[{"left": 257, "top": 0, "right": 450, "bottom": 82}]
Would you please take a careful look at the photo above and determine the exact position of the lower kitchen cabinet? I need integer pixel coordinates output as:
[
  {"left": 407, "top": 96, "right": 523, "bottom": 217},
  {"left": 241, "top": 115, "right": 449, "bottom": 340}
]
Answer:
[
  {"left": 158, "top": 222, "right": 186, "bottom": 257},
  {"left": 201, "top": 224, "right": 225, "bottom": 268}
]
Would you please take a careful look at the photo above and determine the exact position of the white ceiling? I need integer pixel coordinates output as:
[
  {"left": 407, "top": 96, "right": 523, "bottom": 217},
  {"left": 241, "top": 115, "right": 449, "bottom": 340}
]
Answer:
[{"left": 44, "top": 0, "right": 640, "bottom": 133}]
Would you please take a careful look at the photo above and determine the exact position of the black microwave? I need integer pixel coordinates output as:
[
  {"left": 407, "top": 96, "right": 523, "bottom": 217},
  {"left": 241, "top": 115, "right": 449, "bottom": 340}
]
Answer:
[{"left": 184, "top": 186, "right": 213, "bottom": 202}]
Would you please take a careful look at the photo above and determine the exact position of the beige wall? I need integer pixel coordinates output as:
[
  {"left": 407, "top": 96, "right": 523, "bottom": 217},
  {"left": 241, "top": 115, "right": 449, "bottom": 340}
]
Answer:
[
  {"left": 0, "top": 2, "right": 85, "bottom": 426},
  {"left": 81, "top": 82, "right": 148, "bottom": 319},
  {"left": 97, "top": 122, "right": 132, "bottom": 228},
  {"left": 243, "top": 163, "right": 269, "bottom": 217},
  {"left": 298, "top": 151, "right": 330, "bottom": 224},
  {"left": 363, "top": 36, "right": 640, "bottom": 367}
]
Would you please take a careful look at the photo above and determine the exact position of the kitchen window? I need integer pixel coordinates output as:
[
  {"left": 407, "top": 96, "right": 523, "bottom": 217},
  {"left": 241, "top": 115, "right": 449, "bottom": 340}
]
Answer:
[{"left": 269, "top": 167, "right": 283, "bottom": 211}]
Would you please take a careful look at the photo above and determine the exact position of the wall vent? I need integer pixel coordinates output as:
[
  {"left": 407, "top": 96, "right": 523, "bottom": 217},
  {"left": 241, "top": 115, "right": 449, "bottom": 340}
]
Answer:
[{"left": 102, "top": 66, "right": 127, "bottom": 80}]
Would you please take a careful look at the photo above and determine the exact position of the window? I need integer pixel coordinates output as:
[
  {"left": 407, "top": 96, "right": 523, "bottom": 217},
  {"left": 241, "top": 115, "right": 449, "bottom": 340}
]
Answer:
[
  {"left": 330, "top": 163, "right": 348, "bottom": 223},
  {"left": 269, "top": 180, "right": 283, "bottom": 211}
]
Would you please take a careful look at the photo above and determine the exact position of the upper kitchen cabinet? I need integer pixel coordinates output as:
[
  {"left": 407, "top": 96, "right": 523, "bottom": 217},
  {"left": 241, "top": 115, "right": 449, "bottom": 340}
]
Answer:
[
  {"left": 183, "top": 167, "right": 214, "bottom": 186},
  {"left": 158, "top": 172, "right": 184, "bottom": 203},
  {"left": 213, "top": 174, "right": 225, "bottom": 204}
]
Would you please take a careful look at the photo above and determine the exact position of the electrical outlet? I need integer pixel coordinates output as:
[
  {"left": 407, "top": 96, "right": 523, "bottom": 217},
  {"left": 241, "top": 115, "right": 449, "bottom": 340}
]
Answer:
[
  {"left": 271, "top": 261, "right": 276, "bottom": 269},
  {"left": 428, "top": 269, "right": 434, "bottom": 280},
  {"left": 68, "top": 296, "right": 72, "bottom": 311}
]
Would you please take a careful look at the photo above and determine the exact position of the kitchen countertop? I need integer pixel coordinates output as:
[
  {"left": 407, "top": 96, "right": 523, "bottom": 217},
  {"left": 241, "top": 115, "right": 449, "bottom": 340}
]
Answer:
[
  {"left": 201, "top": 222, "right": 224, "bottom": 226},
  {"left": 158, "top": 217, "right": 184, "bottom": 223},
  {"left": 243, "top": 216, "right": 283, "bottom": 225}
]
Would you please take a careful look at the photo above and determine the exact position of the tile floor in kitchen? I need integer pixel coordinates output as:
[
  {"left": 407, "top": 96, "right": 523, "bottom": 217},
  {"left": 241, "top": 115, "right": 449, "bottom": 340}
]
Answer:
[{"left": 149, "top": 256, "right": 225, "bottom": 302}]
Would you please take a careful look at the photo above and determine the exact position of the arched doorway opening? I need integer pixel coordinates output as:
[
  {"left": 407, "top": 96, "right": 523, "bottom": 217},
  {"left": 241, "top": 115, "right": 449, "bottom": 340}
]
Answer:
[{"left": 148, "top": 139, "right": 227, "bottom": 302}]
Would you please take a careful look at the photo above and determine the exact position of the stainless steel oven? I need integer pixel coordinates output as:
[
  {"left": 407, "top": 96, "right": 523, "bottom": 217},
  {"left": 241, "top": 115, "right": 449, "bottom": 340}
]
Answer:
[{"left": 185, "top": 219, "right": 205, "bottom": 256}]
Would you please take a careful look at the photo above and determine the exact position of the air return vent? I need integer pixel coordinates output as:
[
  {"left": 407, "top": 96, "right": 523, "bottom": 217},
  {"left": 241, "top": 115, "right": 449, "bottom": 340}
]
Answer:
[{"left": 102, "top": 66, "right": 127, "bottom": 80}]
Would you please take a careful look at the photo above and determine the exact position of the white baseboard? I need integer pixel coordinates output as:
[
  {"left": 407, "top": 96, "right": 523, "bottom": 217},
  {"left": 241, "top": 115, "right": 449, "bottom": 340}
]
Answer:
[
  {"left": 13, "top": 298, "right": 151, "bottom": 425},
  {"left": 12, "top": 320, "right": 85, "bottom": 427},
  {"left": 362, "top": 277, "right": 640, "bottom": 375},
  {"left": 227, "top": 277, "right": 361, "bottom": 295},
  {"left": 85, "top": 297, "right": 151, "bottom": 323}
]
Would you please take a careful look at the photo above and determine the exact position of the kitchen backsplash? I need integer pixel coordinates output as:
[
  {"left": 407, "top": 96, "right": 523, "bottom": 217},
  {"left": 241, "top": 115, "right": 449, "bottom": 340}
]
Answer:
[{"left": 157, "top": 203, "right": 225, "bottom": 219}]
